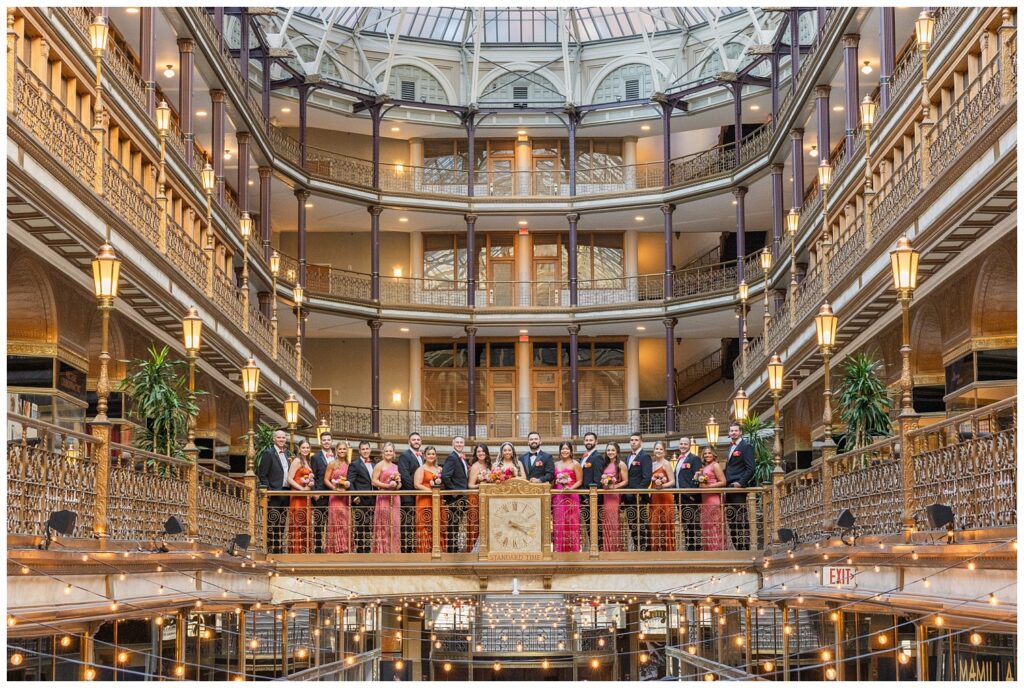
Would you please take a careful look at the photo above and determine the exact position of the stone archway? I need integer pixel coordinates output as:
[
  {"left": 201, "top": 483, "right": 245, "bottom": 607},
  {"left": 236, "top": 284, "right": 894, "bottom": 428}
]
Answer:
[
  {"left": 971, "top": 251, "right": 1016, "bottom": 338},
  {"left": 7, "top": 250, "right": 59, "bottom": 346}
]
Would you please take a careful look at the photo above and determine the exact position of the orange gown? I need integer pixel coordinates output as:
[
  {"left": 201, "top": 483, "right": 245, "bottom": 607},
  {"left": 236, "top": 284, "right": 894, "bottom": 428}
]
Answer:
[
  {"left": 289, "top": 465, "right": 313, "bottom": 553},
  {"left": 415, "top": 467, "right": 443, "bottom": 553},
  {"left": 649, "top": 465, "right": 676, "bottom": 551}
]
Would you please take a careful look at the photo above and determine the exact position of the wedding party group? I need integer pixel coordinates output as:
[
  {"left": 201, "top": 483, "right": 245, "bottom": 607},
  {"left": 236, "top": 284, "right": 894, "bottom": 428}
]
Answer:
[{"left": 257, "top": 425, "right": 756, "bottom": 556}]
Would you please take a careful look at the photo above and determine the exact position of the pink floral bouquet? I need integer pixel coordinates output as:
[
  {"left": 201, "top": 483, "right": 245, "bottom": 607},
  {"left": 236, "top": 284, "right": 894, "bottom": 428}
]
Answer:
[
  {"left": 430, "top": 475, "right": 442, "bottom": 488},
  {"left": 489, "top": 466, "right": 515, "bottom": 484},
  {"left": 555, "top": 473, "right": 573, "bottom": 490},
  {"left": 652, "top": 475, "right": 666, "bottom": 488},
  {"left": 301, "top": 474, "right": 314, "bottom": 489},
  {"left": 389, "top": 475, "right": 401, "bottom": 490},
  {"left": 696, "top": 472, "right": 708, "bottom": 486},
  {"left": 600, "top": 473, "right": 616, "bottom": 489}
]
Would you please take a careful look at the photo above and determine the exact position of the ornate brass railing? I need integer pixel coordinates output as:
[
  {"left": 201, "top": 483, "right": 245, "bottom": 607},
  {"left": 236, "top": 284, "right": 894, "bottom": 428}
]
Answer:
[
  {"left": 197, "top": 465, "right": 254, "bottom": 548},
  {"left": 869, "top": 145, "right": 921, "bottom": 243},
  {"left": 889, "top": 42, "right": 922, "bottom": 104},
  {"left": 104, "top": 153, "right": 161, "bottom": 245},
  {"left": 165, "top": 216, "right": 208, "bottom": 288},
  {"left": 248, "top": 302, "right": 276, "bottom": 355},
  {"left": 104, "top": 39, "right": 148, "bottom": 113},
  {"left": 927, "top": 56, "right": 1002, "bottom": 179},
  {"left": 212, "top": 266, "right": 245, "bottom": 328},
  {"left": 775, "top": 465, "right": 825, "bottom": 543},
  {"left": 108, "top": 443, "right": 190, "bottom": 542},
  {"left": 829, "top": 437, "right": 903, "bottom": 537}
]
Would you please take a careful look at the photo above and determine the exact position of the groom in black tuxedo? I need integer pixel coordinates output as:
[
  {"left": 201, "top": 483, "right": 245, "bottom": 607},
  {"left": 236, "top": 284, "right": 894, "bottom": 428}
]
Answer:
[
  {"left": 623, "top": 432, "right": 652, "bottom": 551},
  {"left": 724, "top": 422, "right": 756, "bottom": 550},
  {"left": 519, "top": 432, "right": 555, "bottom": 484},
  {"left": 346, "top": 441, "right": 374, "bottom": 553}
]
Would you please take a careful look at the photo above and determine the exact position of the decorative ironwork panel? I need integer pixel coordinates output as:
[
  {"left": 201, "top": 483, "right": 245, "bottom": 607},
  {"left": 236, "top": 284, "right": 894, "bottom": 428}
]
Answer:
[
  {"left": 197, "top": 467, "right": 252, "bottom": 547},
  {"left": 166, "top": 218, "right": 207, "bottom": 287},
  {"left": 309, "top": 147, "right": 375, "bottom": 188},
  {"left": 870, "top": 146, "right": 921, "bottom": 236},
  {"left": 107, "top": 445, "right": 189, "bottom": 542},
  {"left": 928, "top": 58, "right": 1002, "bottom": 179},
  {"left": 889, "top": 47, "right": 922, "bottom": 103},
  {"left": 831, "top": 439, "right": 903, "bottom": 537},
  {"left": 104, "top": 155, "right": 161, "bottom": 245},
  {"left": 248, "top": 304, "right": 275, "bottom": 355},
  {"left": 212, "top": 267, "right": 245, "bottom": 328},
  {"left": 104, "top": 42, "right": 148, "bottom": 112},
  {"left": 777, "top": 468, "right": 825, "bottom": 543}
]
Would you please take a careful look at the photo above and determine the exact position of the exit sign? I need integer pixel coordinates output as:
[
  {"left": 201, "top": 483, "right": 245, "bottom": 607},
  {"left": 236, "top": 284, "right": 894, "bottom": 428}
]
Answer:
[{"left": 823, "top": 565, "right": 857, "bottom": 588}]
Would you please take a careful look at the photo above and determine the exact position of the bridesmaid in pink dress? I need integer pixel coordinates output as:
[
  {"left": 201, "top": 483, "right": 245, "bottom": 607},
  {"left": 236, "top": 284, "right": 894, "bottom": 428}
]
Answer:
[
  {"left": 371, "top": 442, "right": 401, "bottom": 554},
  {"left": 600, "top": 442, "right": 628, "bottom": 552},
  {"left": 324, "top": 440, "right": 351, "bottom": 554},
  {"left": 552, "top": 441, "right": 583, "bottom": 552},
  {"left": 699, "top": 446, "right": 728, "bottom": 551}
]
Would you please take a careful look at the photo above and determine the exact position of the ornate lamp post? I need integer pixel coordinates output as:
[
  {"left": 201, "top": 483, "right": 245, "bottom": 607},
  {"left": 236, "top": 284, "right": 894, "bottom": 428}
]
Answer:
[
  {"left": 890, "top": 236, "right": 919, "bottom": 416},
  {"left": 182, "top": 307, "right": 203, "bottom": 459},
  {"left": 733, "top": 389, "right": 749, "bottom": 423},
  {"left": 818, "top": 161, "right": 833, "bottom": 288},
  {"left": 293, "top": 284, "right": 304, "bottom": 380},
  {"left": 767, "top": 353, "right": 785, "bottom": 474},
  {"left": 91, "top": 244, "right": 121, "bottom": 423},
  {"left": 860, "top": 96, "right": 877, "bottom": 159},
  {"left": 88, "top": 15, "right": 108, "bottom": 116},
  {"left": 155, "top": 100, "right": 170, "bottom": 196},
  {"left": 915, "top": 10, "right": 935, "bottom": 113},
  {"left": 760, "top": 248, "right": 773, "bottom": 346},
  {"left": 239, "top": 211, "right": 253, "bottom": 296},
  {"left": 270, "top": 250, "right": 281, "bottom": 354},
  {"left": 738, "top": 279, "right": 749, "bottom": 369},
  {"left": 705, "top": 416, "right": 720, "bottom": 447},
  {"left": 284, "top": 393, "right": 299, "bottom": 455},
  {"left": 814, "top": 303, "right": 839, "bottom": 447},
  {"left": 241, "top": 358, "right": 260, "bottom": 476},
  {"left": 201, "top": 162, "right": 216, "bottom": 223},
  {"left": 315, "top": 418, "right": 330, "bottom": 447}
]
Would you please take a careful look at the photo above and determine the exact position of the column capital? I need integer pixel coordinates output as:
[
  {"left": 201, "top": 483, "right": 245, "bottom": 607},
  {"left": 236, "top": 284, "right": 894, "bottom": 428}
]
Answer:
[
  {"left": 368, "top": 319, "right": 383, "bottom": 331},
  {"left": 464, "top": 325, "right": 478, "bottom": 337},
  {"left": 660, "top": 203, "right": 675, "bottom": 215},
  {"left": 770, "top": 163, "right": 785, "bottom": 174},
  {"left": 177, "top": 37, "right": 194, "bottom": 53},
  {"left": 367, "top": 205, "right": 383, "bottom": 217},
  {"left": 567, "top": 324, "right": 581, "bottom": 335},
  {"left": 295, "top": 188, "right": 310, "bottom": 202},
  {"left": 841, "top": 33, "right": 861, "bottom": 48},
  {"left": 565, "top": 212, "right": 580, "bottom": 223},
  {"left": 258, "top": 165, "right": 271, "bottom": 179},
  {"left": 789, "top": 128, "right": 804, "bottom": 139},
  {"left": 211, "top": 88, "right": 226, "bottom": 102},
  {"left": 663, "top": 317, "right": 678, "bottom": 329},
  {"left": 814, "top": 84, "right": 832, "bottom": 98},
  {"left": 464, "top": 213, "right": 478, "bottom": 224},
  {"left": 236, "top": 131, "right": 250, "bottom": 144},
  {"left": 733, "top": 186, "right": 748, "bottom": 198}
]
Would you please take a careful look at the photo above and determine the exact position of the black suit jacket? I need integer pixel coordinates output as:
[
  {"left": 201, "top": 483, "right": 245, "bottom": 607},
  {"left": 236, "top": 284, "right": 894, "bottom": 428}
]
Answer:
[
  {"left": 310, "top": 451, "right": 332, "bottom": 491},
  {"left": 257, "top": 446, "right": 289, "bottom": 490},
  {"left": 675, "top": 452, "right": 703, "bottom": 503},
  {"left": 519, "top": 450, "right": 555, "bottom": 484},
  {"left": 624, "top": 449, "right": 653, "bottom": 496},
  {"left": 724, "top": 439, "right": 756, "bottom": 488},
  {"left": 346, "top": 458, "right": 373, "bottom": 505},
  {"left": 579, "top": 449, "right": 607, "bottom": 489},
  {"left": 441, "top": 451, "right": 470, "bottom": 491},
  {"left": 397, "top": 448, "right": 424, "bottom": 506}
]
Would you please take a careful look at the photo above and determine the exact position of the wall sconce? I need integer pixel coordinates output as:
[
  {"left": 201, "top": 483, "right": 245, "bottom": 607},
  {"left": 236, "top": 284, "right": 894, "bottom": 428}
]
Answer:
[
  {"left": 393, "top": 267, "right": 403, "bottom": 278},
  {"left": 392, "top": 391, "right": 403, "bottom": 405}
]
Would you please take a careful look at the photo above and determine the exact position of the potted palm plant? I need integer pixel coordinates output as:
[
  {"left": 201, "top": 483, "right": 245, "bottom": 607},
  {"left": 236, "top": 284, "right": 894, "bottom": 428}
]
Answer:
[{"left": 835, "top": 353, "right": 893, "bottom": 462}]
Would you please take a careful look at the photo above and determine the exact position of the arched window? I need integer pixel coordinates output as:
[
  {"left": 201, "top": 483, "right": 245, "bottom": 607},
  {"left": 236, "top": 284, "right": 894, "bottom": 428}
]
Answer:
[
  {"left": 385, "top": 65, "right": 449, "bottom": 104},
  {"left": 592, "top": 63, "right": 654, "bottom": 103},
  {"left": 479, "top": 71, "right": 561, "bottom": 106}
]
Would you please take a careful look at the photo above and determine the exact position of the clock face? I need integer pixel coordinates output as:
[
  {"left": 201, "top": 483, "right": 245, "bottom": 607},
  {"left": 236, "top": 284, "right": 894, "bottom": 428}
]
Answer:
[{"left": 487, "top": 497, "right": 542, "bottom": 558}]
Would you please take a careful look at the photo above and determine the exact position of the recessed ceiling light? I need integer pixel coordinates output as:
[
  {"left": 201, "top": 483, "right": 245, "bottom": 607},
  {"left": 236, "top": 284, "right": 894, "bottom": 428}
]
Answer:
[
  {"left": 304, "top": 202, "right": 313, "bottom": 208},
  {"left": 518, "top": 220, "right": 528, "bottom": 226},
  {"left": 195, "top": 109, "right": 207, "bottom": 117},
  {"left": 519, "top": 329, "right": 528, "bottom": 334},
  {"left": 732, "top": 199, "right": 738, "bottom": 205},
  {"left": 281, "top": 107, "right": 291, "bottom": 113},
  {"left": 634, "top": 216, "right": 645, "bottom": 222},
  {"left": 163, "top": 65, "right": 175, "bottom": 78},
  {"left": 832, "top": 105, "right": 844, "bottom": 112},
  {"left": 641, "top": 125, "right": 651, "bottom": 131},
  {"left": 636, "top": 326, "right": 646, "bottom": 331},
  {"left": 750, "top": 104, "right": 761, "bottom": 111},
  {"left": 516, "top": 130, "right": 527, "bottom": 136},
  {"left": 861, "top": 60, "right": 873, "bottom": 75},
  {"left": 399, "top": 217, "right": 409, "bottom": 223},
  {"left": 125, "top": 7, "right": 140, "bottom": 13},
  {"left": 400, "top": 327, "right": 409, "bottom": 332},
  {"left": 391, "top": 126, "right": 401, "bottom": 132}
]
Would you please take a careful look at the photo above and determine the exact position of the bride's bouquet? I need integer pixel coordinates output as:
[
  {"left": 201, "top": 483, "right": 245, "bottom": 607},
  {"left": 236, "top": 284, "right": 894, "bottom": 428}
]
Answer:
[
  {"left": 489, "top": 466, "right": 516, "bottom": 484},
  {"left": 555, "top": 473, "right": 573, "bottom": 490}
]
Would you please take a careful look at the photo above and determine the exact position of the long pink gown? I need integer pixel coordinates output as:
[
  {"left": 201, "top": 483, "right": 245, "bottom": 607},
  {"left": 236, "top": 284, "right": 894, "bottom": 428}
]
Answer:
[
  {"left": 601, "top": 462, "right": 622, "bottom": 552},
  {"left": 327, "top": 465, "right": 351, "bottom": 553},
  {"left": 700, "top": 463, "right": 725, "bottom": 551},
  {"left": 372, "top": 463, "right": 401, "bottom": 554},
  {"left": 552, "top": 465, "right": 581, "bottom": 552}
]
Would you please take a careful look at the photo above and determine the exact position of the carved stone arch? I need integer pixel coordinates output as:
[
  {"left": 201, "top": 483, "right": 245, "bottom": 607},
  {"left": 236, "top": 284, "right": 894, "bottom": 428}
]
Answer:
[
  {"left": 937, "top": 278, "right": 974, "bottom": 352},
  {"left": 7, "top": 249, "right": 58, "bottom": 345},
  {"left": 195, "top": 373, "right": 217, "bottom": 439},
  {"left": 910, "top": 301, "right": 944, "bottom": 377},
  {"left": 971, "top": 250, "right": 1016, "bottom": 337}
]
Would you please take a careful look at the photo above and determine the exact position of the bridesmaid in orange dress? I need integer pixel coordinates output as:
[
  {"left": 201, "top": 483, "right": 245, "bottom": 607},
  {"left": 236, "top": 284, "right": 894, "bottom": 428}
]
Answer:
[
  {"left": 287, "top": 440, "right": 314, "bottom": 554},
  {"left": 413, "top": 447, "right": 443, "bottom": 553},
  {"left": 648, "top": 440, "right": 676, "bottom": 551}
]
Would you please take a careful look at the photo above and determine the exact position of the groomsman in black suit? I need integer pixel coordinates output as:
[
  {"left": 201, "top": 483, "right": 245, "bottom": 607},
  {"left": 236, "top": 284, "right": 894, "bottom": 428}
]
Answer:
[
  {"left": 346, "top": 441, "right": 374, "bottom": 553},
  {"left": 309, "top": 432, "right": 335, "bottom": 553},
  {"left": 440, "top": 436, "right": 470, "bottom": 553},
  {"left": 724, "top": 422, "right": 756, "bottom": 550},
  {"left": 623, "top": 432, "right": 652, "bottom": 551},
  {"left": 398, "top": 432, "right": 425, "bottom": 553},
  {"left": 256, "top": 430, "right": 291, "bottom": 554},
  {"left": 579, "top": 432, "right": 605, "bottom": 488},
  {"left": 520, "top": 432, "right": 555, "bottom": 484},
  {"left": 673, "top": 437, "right": 703, "bottom": 551}
]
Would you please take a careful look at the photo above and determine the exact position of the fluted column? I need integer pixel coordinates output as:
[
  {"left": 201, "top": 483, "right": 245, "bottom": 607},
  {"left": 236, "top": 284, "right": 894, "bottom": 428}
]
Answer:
[
  {"left": 734, "top": 186, "right": 747, "bottom": 281},
  {"left": 466, "top": 326, "right": 477, "bottom": 438},
  {"left": 842, "top": 34, "right": 861, "bottom": 150},
  {"left": 771, "top": 163, "right": 784, "bottom": 258},
  {"left": 237, "top": 132, "right": 249, "bottom": 211},
  {"left": 664, "top": 318, "right": 677, "bottom": 435},
  {"left": 295, "top": 189, "right": 308, "bottom": 286},
  {"left": 140, "top": 7, "right": 155, "bottom": 115},
  {"left": 879, "top": 8, "right": 896, "bottom": 110},
  {"left": 212, "top": 89, "right": 225, "bottom": 202},
  {"left": 567, "top": 213, "right": 580, "bottom": 306},
  {"left": 568, "top": 324, "right": 580, "bottom": 437},
  {"left": 789, "top": 10, "right": 801, "bottom": 92},
  {"left": 815, "top": 85, "right": 831, "bottom": 201},
  {"left": 370, "top": 319, "right": 382, "bottom": 434},
  {"left": 369, "top": 205, "right": 382, "bottom": 301},
  {"left": 790, "top": 129, "right": 804, "bottom": 210},
  {"left": 661, "top": 204, "right": 675, "bottom": 299},
  {"left": 178, "top": 38, "right": 194, "bottom": 166},
  {"left": 258, "top": 166, "right": 271, "bottom": 260},
  {"left": 465, "top": 214, "right": 477, "bottom": 307}
]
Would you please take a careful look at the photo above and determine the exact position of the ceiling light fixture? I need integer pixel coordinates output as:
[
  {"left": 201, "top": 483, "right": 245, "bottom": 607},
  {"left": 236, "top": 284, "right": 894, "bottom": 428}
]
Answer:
[
  {"left": 400, "top": 327, "right": 409, "bottom": 333},
  {"left": 195, "top": 109, "right": 207, "bottom": 117},
  {"left": 518, "top": 220, "right": 528, "bottom": 226},
  {"left": 832, "top": 105, "right": 845, "bottom": 112},
  {"left": 126, "top": 7, "right": 140, "bottom": 13},
  {"left": 809, "top": 145, "right": 818, "bottom": 158},
  {"left": 281, "top": 107, "right": 291, "bottom": 113},
  {"left": 517, "top": 130, "right": 527, "bottom": 135},
  {"left": 223, "top": 149, "right": 232, "bottom": 160},
  {"left": 636, "top": 326, "right": 646, "bottom": 331},
  {"left": 861, "top": 60, "right": 873, "bottom": 75},
  {"left": 163, "top": 65, "right": 175, "bottom": 78},
  {"left": 750, "top": 104, "right": 761, "bottom": 111},
  {"left": 304, "top": 202, "right": 313, "bottom": 209},
  {"left": 634, "top": 216, "right": 645, "bottom": 222},
  {"left": 399, "top": 217, "right": 409, "bottom": 223},
  {"left": 641, "top": 124, "right": 651, "bottom": 131},
  {"left": 391, "top": 126, "right": 401, "bottom": 132},
  {"left": 519, "top": 329, "right": 528, "bottom": 334}
]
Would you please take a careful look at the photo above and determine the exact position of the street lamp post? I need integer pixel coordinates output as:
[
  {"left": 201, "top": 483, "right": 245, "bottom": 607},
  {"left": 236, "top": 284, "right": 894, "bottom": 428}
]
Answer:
[
  {"left": 155, "top": 99, "right": 170, "bottom": 198},
  {"left": 818, "top": 161, "right": 833, "bottom": 290},
  {"left": 284, "top": 393, "right": 300, "bottom": 455},
  {"left": 786, "top": 208, "right": 800, "bottom": 326},
  {"left": 293, "top": 285, "right": 304, "bottom": 381},
  {"left": 814, "top": 303, "right": 839, "bottom": 447},
  {"left": 91, "top": 244, "right": 122, "bottom": 424},
  {"left": 767, "top": 353, "right": 785, "bottom": 475},
  {"left": 182, "top": 307, "right": 203, "bottom": 458},
  {"left": 705, "top": 416, "right": 720, "bottom": 447},
  {"left": 738, "top": 280, "right": 749, "bottom": 371},
  {"left": 760, "top": 248, "right": 773, "bottom": 350},
  {"left": 242, "top": 358, "right": 260, "bottom": 475},
  {"left": 915, "top": 10, "right": 935, "bottom": 114},
  {"left": 88, "top": 15, "right": 108, "bottom": 125},
  {"left": 890, "top": 236, "right": 919, "bottom": 416},
  {"left": 733, "top": 389, "right": 749, "bottom": 424},
  {"left": 315, "top": 418, "right": 330, "bottom": 448}
]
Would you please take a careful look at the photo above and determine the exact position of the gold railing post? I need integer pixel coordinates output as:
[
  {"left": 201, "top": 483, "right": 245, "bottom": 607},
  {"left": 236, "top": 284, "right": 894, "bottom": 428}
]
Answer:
[
  {"left": 245, "top": 476, "right": 258, "bottom": 545},
  {"left": 746, "top": 490, "right": 758, "bottom": 550},
  {"left": 780, "top": 603, "right": 790, "bottom": 681},
  {"left": 281, "top": 606, "right": 290, "bottom": 676},
  {"left": 187, "top": 461, "right": 199, "bottom": 541},
  {"left": 771, "top": 474, "right": 783, "bottom": 543},
  {"left": 259, "top": 489, "right": 268, "bottom": 552},
  {"left": 91, "top": 423, "right": 110, "bottom": 544},
  {"left": 999, "top": 11, "right": 1015, "bottom": 105},
  {"left": 313, "top": 605, "right": 322, "bottom": 667},
  {"left": 430, "top": 488, "right": 441, "bottom": 559},
  {"left": 899, "top": 414, "right": 920, "bottom": 540},
  {"left": 821, "top": 447, "right": 835, "bottom": 530},
  {"left": 588, "top": 487, "right": 599, "bottom": 558},
  {"left": 7, "top": 11, "right": 17, "bottom": 116},
  {"left": 237, "top": 608, "right": 247, "bottom": 678}
]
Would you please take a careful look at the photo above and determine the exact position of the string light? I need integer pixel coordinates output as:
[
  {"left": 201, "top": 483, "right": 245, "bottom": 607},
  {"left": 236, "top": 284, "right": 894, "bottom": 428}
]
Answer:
[
  {"left": 9, "top": 653, "right": 23, "bottom": 666},
  {"left": 898, "top": 651, "right": 910, "bottom": 664},
  {"left": 970, "top": 632, "right": 983, "bottom": 646}
]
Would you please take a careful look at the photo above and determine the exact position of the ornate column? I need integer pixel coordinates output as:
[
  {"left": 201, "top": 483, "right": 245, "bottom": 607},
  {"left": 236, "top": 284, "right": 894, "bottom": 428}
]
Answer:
[
  {"left": 790, "top": 129, "right": 804, "bottom": 210},
  {"left": 212, "top": 89, "right": 225, "bottom": 202},
  {"left": 259, "top": 166, "right": 271, "bottom": 260},
  {"left": 296, "top": 189, "right": 309, "bottom": 286},
  {"left": 299, "top": 84, "right": 310, "bottom": 167},
  {"left": 370, "top": 319, "right": 382, "bottom": 434},
  {"left": 879, "top": 8, "right": 895, "bottom": 110},
  {"left": 789, "top": 10, "right": 801, "bottom": 92},
  {"left": 568, "top": 324, "right": 580, "bottom": 437},
  {"left": 734, "top": 186, "right": 747, "bottom": 282},
  {"left": 140, "top": 7, "right": 155, "bottom": 115},
  {"left": 732, "top": 83, "right": 743, "bottom": 166},
  {"left": 369, "top": 205, "right": 382, "bottom": 301},
  {"left": 769, "top": 53, "right": 780, "bottom": 119},
  {"left": 466, "top": 326, "right": 477, "bottom": 439},
  {"left": 771, "top": 163, "right": 784, "bottom": 258},
  {"left": 567, "top": 213, "right": 580, "bottom": 306},
  {"left": 842, "top": 34, "right": 861, "bottom": 150},
  {"left": 239, "top": 9, "right": 250, "bottom": 91},
  {"left": 465, "top": 214, "right": 477, "bottom": 307},
  {"left": 664, "top": 318, "right": 677, "bottom": 434},
  {"left": 815, "top": 85, "right": 831, "bottom": 199},
  {"left": 237, "top": 132, "right": 249, "bottom": 211},
  {"left": 178, "top": 38, "right": 194, "bottom": 166},
  {"left": 659, "top": 100, "right": 672, "bottom": 185},
  {"left": 261, "top": 53, "right": 271, "bottom": 127},
  {"left": 661, "top": 204, "right": 675, "bottom": 299}
]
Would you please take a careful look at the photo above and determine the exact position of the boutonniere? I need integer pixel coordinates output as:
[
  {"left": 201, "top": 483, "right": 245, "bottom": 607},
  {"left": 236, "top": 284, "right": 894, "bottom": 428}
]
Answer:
[
  {"left": 583, "top": 462, "right": 592, "bottom": 468},
  {"left": 535, "top": 460, "right": 544, "bottom": 467},
  {"left": 732, "top": 450, "right": 741, "bottom": 457}
]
